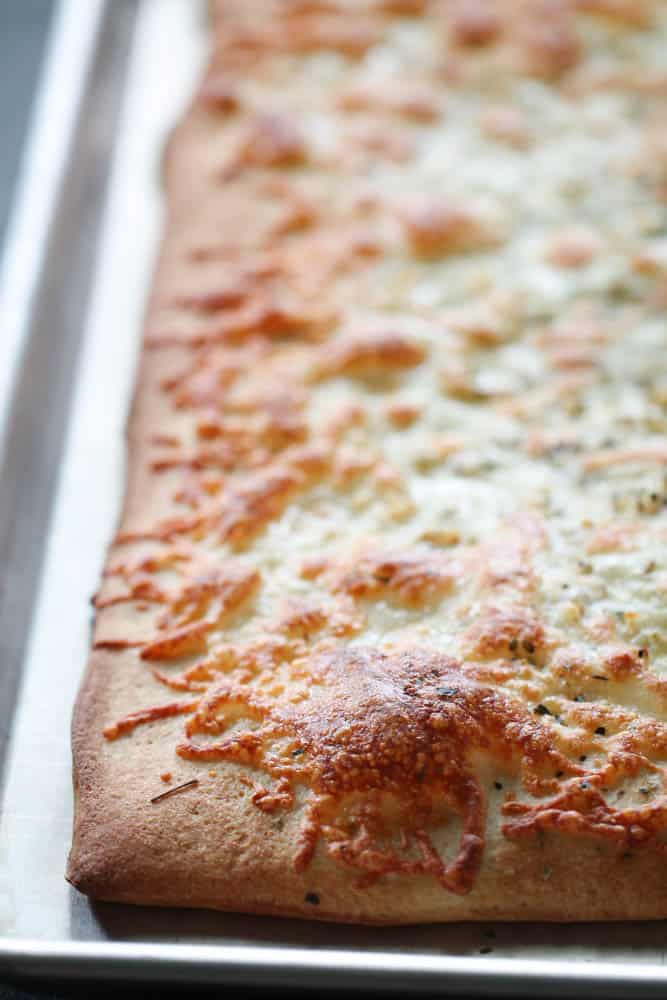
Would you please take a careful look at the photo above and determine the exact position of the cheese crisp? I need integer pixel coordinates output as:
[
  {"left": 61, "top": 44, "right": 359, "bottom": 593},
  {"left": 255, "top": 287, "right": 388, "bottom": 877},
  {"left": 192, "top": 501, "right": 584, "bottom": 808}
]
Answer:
[{"left": 67, "top": 0, "right": 667, "bottom": 922}]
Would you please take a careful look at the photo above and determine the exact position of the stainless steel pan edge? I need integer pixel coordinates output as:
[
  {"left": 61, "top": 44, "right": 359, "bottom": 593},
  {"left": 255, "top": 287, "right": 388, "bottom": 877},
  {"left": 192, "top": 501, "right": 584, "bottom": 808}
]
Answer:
[
  {"left": 2, "top": 939, "right": 667, "bottom": 997},
  {"left": 0, "top": 0, "right": 138, "bottom": 788},
  {"left": 1, "top": 0, "right": 667, "bottom": 994}
]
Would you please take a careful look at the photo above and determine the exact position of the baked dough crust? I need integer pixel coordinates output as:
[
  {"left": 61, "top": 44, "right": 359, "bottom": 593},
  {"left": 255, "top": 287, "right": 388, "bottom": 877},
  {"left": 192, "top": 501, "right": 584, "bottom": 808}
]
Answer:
[{"left": 68, "top": 0, "right": 667, "bottom": 921}]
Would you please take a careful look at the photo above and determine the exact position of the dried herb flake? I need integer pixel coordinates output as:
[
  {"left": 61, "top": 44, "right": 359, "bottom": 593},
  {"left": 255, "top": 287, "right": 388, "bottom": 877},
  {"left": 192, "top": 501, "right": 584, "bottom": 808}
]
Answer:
[{"left": 150, "top": 779, "right": 199, "bottom": 804}]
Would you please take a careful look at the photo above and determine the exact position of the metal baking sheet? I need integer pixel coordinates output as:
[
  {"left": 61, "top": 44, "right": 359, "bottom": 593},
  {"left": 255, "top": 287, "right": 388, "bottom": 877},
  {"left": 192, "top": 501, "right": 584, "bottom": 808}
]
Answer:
[{"left": 1, "top": 0, "right": 667, "bottom": 993}]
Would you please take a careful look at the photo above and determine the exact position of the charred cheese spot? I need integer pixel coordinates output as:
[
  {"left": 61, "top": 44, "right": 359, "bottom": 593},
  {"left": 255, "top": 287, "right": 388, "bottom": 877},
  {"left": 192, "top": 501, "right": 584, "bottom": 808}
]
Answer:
[
  {"left": 286, "top": 14, "right": 382, "bottom": 57},
  {"left": 158, "top": 562, "right": 261, "bottom": 629},
  {"left": 220, "top": 470, "right": 310, "bottom": 548},
  {"left": 140, "top": 623, "right": 211, "bottom": 662},
  {"left": 461, "top": 605, "right": 547, "bottom": 663},
  {"left": 313, "top": 331, "right": 426, "bottom": 381},
  {"left": 333, "top": 548, "right": 456, "bottom": 607},
  {"left": 117, "top": 447, "right": 329, "bottom": 548},
  {"left": 276, "top": 600, "right": 328, "bottom": 638},
  {"left": 378, "top": 0, "right": 427, "bottom": 14},
  {"left": 448, "top": 1, "right": 503, "bottom": 47},
  {"left": 399, "top": 199, "right": 501, "bottom": 258},
  {"left": 237, "top": 114, "right": 307, "bottom": 169},
  {"left": 385, "top": 400, "right": 421, "bottom": 428},
  {"left": 576, "top": 0, "right": 653, "bottom": 27},
  {"left": 198, "top": 75, "right": 240, "bottom": 114},
  {"left": 515, "top": 0, "right": 581, "bottom": 79},
  {"left": 104, "top": 699, "right": 198, "bottom": 740}
]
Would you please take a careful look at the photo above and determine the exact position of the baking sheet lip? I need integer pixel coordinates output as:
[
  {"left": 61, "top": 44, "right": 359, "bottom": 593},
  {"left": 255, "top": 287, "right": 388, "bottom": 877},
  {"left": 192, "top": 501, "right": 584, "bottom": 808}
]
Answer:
[
  {"left": 0, "top": 0, "right": 122, "bottom": 789},
  {"left": 2, "top": 938, "right": 667, "bottom": 990},
  {"left": 0, "top": 0, "right": 106, "bottom": 441},
  {"left": 1, "top": 0, "right": 666, "bottom": 991}
]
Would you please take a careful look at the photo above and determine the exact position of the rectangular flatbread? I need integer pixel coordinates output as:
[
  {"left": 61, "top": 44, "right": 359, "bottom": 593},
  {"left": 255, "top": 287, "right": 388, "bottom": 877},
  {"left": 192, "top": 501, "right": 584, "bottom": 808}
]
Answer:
[{"left": 67, "top": 0, "right": 667, "bottom": 923}]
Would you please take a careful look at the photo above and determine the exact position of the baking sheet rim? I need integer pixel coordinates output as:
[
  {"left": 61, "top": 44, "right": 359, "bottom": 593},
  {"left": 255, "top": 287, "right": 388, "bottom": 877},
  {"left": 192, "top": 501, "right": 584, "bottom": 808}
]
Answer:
[
  {"left": 1, "top": 0, "right": 667, "bottom": 993},
  {"left": 3, "top": 938, "right": 667, "bottom": 994}
]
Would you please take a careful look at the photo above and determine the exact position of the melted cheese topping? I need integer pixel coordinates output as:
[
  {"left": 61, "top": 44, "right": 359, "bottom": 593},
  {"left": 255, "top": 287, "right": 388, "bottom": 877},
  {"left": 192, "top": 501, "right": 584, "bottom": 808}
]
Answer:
[{"left": 97, "top": 0, "right": 667, "bottom": 894}]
